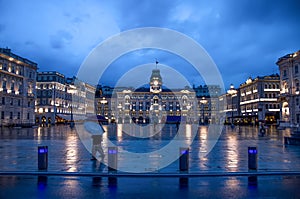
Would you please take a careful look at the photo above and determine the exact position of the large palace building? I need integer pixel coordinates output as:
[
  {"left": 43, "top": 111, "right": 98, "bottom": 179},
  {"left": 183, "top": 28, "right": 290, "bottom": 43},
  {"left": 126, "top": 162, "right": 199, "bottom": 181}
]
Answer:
[{"left": 96, "top": 68, "right": 222, "bottom": 124}]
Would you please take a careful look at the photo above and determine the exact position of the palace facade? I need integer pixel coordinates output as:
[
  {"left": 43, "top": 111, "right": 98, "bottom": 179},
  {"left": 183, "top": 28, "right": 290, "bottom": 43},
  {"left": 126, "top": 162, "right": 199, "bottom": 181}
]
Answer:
[{"left": 96, "top": 68, "right": 222, "bottom": 124}]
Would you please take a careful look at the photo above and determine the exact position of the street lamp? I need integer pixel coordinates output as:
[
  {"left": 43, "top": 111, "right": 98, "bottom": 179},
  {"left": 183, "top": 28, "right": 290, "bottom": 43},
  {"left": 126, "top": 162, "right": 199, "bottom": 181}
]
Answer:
[
  {"left": 200, "top": 97, "right": 208, "bottom": 125},
  {"left": 67, "top": 85, "right": 76, "bottom": 128},
  {"left": 227, "top": 84, "right": 237, "bottom": 127},
  {"left": 100, "top": 97, "right": 107, "bottom": 116}
]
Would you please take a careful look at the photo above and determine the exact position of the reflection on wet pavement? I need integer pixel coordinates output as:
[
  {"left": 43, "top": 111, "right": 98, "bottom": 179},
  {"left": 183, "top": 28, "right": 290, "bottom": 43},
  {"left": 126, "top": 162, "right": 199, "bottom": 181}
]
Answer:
[{"left": 0, "top": 124, "right": 300, "bottom": 173}]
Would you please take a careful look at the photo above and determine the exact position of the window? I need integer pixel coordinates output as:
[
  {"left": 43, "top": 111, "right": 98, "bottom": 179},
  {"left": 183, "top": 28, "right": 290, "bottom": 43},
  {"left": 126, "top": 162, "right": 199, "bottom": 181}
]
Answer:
[
  {"left": 28, "top": 101, "right": 30, "bottom": 107},
  {"left": 19, "top": 84, "right": 23, "bottom": 94},
  {"left": 17, "top": 112, "right": 20, "bottom": 119},
  {"left": 11, "top": 82, "right": 14, "bottom": 91},
  {"left": 2, "top": 81, "right": 6, "bottom": 90},
  {"left": 10, "top": 112, "right": 13, "bottom": 119},
  {"left": 2, "top": 97, "right": 5, "bottom": 105},
  {"left": 10, "top": 98, "right": 13, "bottom": 106},
  {"left": 283, "top": 70, "right": 287, "bottom": 77},
  {"left": 27, "top": 113, "right": 30, "bottom": 120},
  {"left": 1, "top": 111, "right": 4, "bottom": 119},
  {"left": 18, "top": 99, "right": 21, "bottom": 106},
  {"left": 265, "top": 104, "right": 268, "bottom": 109},
  {"left": 295, "top": 64, "right": 299, "bottom": 74},
  {"left": 296, "top": 98, "right": 299, "bottom": 106}
]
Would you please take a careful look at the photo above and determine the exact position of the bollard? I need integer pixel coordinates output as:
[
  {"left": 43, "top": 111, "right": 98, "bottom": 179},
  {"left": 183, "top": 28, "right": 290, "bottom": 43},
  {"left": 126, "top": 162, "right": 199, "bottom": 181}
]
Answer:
[
  {"left": 38, "top": 146, "right": 48, "bottom": 170},
  {"left": 248, "top": 147, "right": 257, "bottom": 170},
  {"left": 108, "top": 147, "right": 118, "bottom": 172},
  {"left": 179, "top": 147, "right": 189, "bottom": 171}
]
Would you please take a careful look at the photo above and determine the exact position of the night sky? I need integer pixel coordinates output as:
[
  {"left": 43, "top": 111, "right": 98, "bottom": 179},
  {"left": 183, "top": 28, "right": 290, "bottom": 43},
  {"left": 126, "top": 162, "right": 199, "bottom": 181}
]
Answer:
[{"left": 1, "top": 0, "right": 299, "bottom": 90}]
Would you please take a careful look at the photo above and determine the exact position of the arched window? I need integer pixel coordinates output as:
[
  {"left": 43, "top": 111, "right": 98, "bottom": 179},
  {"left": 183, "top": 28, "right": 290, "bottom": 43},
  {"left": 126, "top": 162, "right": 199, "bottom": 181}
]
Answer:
[{"left": 153, "top": 96, "right": 159, "bottom": 104}]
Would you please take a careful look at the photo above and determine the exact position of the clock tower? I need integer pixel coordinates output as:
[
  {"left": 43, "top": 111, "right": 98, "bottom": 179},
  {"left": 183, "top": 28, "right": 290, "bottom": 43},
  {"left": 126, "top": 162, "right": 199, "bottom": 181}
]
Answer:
[{"left": 150, "top": 69, "right": 162, "bottom": 93}]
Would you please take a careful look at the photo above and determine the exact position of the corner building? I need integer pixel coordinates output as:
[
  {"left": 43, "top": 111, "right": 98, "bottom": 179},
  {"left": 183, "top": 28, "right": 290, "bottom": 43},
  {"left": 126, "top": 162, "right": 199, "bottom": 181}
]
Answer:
[
  {"left": 239, "top": 75, "right": 280, "bottom": 124},
  {"left": 276, "top": 50, "right": 300, "bottom": 126},
  {"left": 0, "top": 48, "right": 37, "bottom": 127}
]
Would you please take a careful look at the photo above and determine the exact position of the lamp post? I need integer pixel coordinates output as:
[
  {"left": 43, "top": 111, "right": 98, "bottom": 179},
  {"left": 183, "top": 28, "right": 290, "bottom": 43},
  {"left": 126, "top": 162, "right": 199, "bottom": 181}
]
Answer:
[
  {"left": 70, "top": 103, "right": 74, "bottom": 128},
  {"left": 100, "top": 97, "right": 107, "bottom": 116},
  {"left": 227, "top": 84, "right": 237, "bottom": 127},
  {"left": 117, "top": 104, "right": 123, "bottom": 123},
  {"left": 67, "top": 85, "right": 76, "bottom": 128},
  {"left": 199, "top": 97, "right": 207, "bottom": 125}
]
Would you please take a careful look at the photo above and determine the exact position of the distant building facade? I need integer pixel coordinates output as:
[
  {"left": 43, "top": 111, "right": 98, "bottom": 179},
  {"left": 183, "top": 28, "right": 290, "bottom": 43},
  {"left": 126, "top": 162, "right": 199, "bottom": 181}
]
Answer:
[
  {"left": 36, "top": 72, "right": 96, "bottom": 125},
  {"left": 0, "top": 48, "right": 37, "bottom": 126},
  {"left": 218, "top": 84, "right": 239, "bottom": 125},
  {"left": 66, "top": 76, "right": 96, "bottom": 118},
  {"left": 35, "top": 71, "right": 70, "bottom": 124},
  {"left": 276, "top": 50, "right": 300, "bottom": 126},
  {"left": 239, "top": 75, "right": 280, "bottom": 124}
]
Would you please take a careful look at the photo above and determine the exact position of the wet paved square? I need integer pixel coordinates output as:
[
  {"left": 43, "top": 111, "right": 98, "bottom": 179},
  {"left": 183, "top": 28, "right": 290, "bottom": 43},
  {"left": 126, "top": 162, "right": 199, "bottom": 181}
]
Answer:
[{"left": 0, "top": 124, "right": 300, "bottom": 173}]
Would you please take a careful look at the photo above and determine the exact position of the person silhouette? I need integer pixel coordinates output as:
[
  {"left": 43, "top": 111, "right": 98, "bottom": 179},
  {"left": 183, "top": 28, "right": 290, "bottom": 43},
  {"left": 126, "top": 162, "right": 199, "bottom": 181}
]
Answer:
[
  {"left": 91, "top": 134, "right": 105, "bottom": 160},
  {"left": 259, "top": 122, "right": 266, "bottom": 136}
]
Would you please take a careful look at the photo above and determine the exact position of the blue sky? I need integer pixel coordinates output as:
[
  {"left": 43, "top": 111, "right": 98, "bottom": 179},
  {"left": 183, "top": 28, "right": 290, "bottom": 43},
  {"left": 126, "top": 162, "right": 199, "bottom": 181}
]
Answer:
[{"left": 1, "top": 0, "right": 299, "bottom": 90}]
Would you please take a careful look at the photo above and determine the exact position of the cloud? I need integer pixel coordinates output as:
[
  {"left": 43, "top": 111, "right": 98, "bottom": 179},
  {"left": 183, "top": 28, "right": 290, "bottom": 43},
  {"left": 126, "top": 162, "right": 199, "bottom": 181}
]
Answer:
[
  {"left": 1, "top": 0, "right": 299, "bottom": 88},
  {"left": 50, "top": 30, "right": 73, "bottom": 49},
  {"left": 111, "top": 0, "right": 179, "bottom": 29},
  {"left": 0, "top": 0, "right": 120, "bottom": 77}
]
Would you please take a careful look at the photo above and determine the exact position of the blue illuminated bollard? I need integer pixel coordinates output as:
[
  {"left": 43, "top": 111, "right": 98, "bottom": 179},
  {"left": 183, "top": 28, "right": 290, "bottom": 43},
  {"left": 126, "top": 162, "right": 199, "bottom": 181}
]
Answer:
[
  {"left": 248, "top": 147, "right": 257, "bottom": 170},
  {"left": 38, "top": 146, "right": 48, "bottom": 170},
  {"left": 179, "top": 147, "right": 189, "bottom": 171},
  {"left": 108, "top": 147, "right": 118, "bottom": 172}
]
